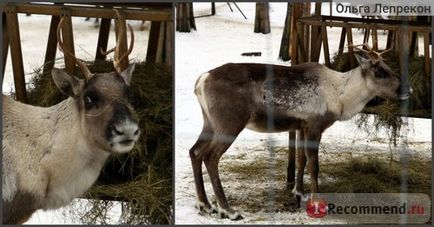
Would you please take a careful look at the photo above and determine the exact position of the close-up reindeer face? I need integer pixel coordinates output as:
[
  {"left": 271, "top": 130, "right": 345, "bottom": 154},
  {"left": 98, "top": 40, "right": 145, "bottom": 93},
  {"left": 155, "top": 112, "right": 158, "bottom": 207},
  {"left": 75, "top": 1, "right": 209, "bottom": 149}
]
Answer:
[
  {"left": 54, "top": 18, "right": 140, "bottom": 154},
  {"left": 352, "top": 43, "right": 411, "bottom": 100}
]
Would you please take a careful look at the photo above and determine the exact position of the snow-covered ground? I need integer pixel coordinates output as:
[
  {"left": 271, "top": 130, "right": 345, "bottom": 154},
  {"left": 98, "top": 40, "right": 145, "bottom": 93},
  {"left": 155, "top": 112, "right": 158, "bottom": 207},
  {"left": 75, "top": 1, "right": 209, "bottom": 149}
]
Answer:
[
  {"left": 175, "top": 2, "right": 432, "bottom": 224},
  {"left": 3, "top": 13, "right": 150, "bottom": 224}
]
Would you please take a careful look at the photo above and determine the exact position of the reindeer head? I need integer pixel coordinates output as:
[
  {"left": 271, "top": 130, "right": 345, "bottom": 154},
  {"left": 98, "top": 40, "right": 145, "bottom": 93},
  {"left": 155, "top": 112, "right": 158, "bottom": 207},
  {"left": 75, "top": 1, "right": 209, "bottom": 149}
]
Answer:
[
  {"left": 350, "top": 43, "right": 412, "bottom": 100},
  {"left": 52, "top": 17, "right": 139, "bottom": 154}
]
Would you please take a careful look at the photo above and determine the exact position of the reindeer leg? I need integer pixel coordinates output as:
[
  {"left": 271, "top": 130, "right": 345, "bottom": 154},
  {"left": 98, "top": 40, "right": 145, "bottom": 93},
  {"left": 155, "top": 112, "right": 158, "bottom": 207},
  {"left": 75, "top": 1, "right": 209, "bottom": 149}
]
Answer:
[
  {"left": 190, "top": 125, "right": 216, "bottom": 214},
  {"left": 203, "top": 130, "right": 243, "bottom": 220},
  {"left": 305, "top": 128, "right": 322, "bottom": 200},
  {"left": 292, "top": 129, "right": 308, "bottom": 209}
]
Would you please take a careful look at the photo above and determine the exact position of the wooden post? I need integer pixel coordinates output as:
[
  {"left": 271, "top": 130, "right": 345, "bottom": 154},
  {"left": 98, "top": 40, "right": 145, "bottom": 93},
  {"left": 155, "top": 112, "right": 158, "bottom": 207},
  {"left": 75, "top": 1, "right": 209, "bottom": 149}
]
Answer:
[
  {"left": 309, "top": 2, "right": 322, "bottom": 62},
  {"left": 337, "top": 27, "right": 346, "bottom": 56},
  {"left": 287, "top": 130, "right": 296, "bottom": 185},
  {"left": 290, "top": 3, "right": 301, "bottom": 65},
  {"left": 42, "top": 15, "right": 60, "bottom": 75},
  {"left": 5, "top": 6, "right": 27, "bottom": 102},
  {"left": 155, "top": 22, "right": 165, "bottom": 64},
  {"left": 2, "top": 12, "right": 9, "bottom": 78},
  {"left": 423, "top": 32, "right": 431, "bottom": 84},
  {"left": 254, "top": 3, "right": 270, "bottom": 34},
  {"left": 95, "top": 18, "right": 111, "bottom": 61},
  {"left": 346, "top": 26, "right": 355, "bottom": 68},
  {"left": 371, "top": 27, "right": 378, "bottom": 50},
  {"left": 114, "top": 10, "right": 129, "bottom": 71},
  {"left": 164, "top": 19, "right": 174, "bottom": 67},
  {"left": 146, "top": 21, "right": 161, "bottom": 63},
  {"left": 278, "top": 3, "right": 292, "bottom": 61},
  {"left": 321, "top": 25, "right": 330, "bottom": 67}
]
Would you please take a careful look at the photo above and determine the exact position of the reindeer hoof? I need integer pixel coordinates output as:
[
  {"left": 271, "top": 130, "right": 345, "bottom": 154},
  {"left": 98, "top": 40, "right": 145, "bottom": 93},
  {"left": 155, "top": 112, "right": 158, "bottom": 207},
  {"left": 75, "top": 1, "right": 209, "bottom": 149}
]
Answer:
[
  {"left": 218, "top": 208, "right": 243, "bottom": 220},
  {"left": 195, "top": 201, "right": 217, "bottom": 215}
]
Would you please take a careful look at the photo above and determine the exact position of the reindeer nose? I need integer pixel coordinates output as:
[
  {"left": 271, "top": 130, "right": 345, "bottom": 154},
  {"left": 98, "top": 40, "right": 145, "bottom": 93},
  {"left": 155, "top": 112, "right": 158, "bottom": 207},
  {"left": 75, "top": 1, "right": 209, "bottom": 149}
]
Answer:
[{"left": 114, "top": 121, "right": 140, "bottom": 138}]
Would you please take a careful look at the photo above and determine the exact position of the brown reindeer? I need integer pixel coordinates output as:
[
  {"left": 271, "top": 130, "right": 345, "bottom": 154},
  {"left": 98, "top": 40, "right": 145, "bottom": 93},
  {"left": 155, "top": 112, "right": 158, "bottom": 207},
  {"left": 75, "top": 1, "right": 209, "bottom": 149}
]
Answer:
[
  {"left": 2, "top": 17, "right": 137, "bottom": 224},
  {"left": 189, "top": 43, "right": 411, "bottom": 220}
]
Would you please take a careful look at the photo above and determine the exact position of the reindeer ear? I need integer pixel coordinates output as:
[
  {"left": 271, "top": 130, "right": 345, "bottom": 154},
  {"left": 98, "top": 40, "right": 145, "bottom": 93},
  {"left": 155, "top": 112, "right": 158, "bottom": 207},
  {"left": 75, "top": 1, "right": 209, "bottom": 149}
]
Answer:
[
  {"left": 52, "top": 69, "right": 84, "bottom": 97},
  {"left": 354, "top": 52, "right": 371, "bottom": 71},
  {"left": 120, "top": 63, "right": 135, "bottom": 86}
]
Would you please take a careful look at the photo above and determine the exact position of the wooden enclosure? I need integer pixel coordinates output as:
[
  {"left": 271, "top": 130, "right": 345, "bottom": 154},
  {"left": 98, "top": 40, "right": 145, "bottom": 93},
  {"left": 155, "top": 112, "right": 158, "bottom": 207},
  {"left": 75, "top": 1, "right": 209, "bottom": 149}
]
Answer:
[{"left": 2, "top": 2, "right": 173, "bottom": 103}]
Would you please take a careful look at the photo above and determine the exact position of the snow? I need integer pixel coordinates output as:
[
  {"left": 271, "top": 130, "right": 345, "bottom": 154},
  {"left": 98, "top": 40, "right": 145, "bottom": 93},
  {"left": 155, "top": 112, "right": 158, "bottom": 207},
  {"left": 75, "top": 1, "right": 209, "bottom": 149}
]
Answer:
[{"left": 174, "top": 2, "right": 431, "bottom": 224}]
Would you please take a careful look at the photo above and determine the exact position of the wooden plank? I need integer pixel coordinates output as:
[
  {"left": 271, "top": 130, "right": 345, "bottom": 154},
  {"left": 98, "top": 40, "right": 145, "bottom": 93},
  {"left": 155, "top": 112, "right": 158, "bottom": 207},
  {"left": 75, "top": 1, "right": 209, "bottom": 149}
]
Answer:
[
  {"left": 164, "top": 20, "right": 174, "bottom": 67},
  {"left": 13, "top": 3, "right": 172, "bottom": 21},
  {"left": 337, "top": 27, "right": 346, "bottom": 56},
  {"left": 363, "top": 27, "right": 370, "bottom": 44},
  {"left": 423, "top": 32, "right": 431, "bottom": 84},
  {"left": 346, "top": 26, "right": 355, "bottom": 68},
  {"left": 303, "top": 15, "right": 431, "bottom": 27},
  {"left": 371, "top": 28, "right": 378, "bottom": 50},
  {"left": 95, "top": 18, "right": 111, "bottom": 61},
  {"left": 287, "top": 130, "right": 296, "bottom": 185},
  {"left": 42, "top": 15, "right": 60, "bottom": 75},
  {"left": 155, "top": 22, "right": 165, "bottom": 64},
  {"left": 309, "top": 2, "right": 321, "bottom": 62},
  {"left": 146, "top": 21, "right": 161, "bottom": 63},
  {"left": 321, "top": 25, "right": 330, "bottom": 67},
  {"left": 297, "top": 22, "right": 306, "bottom": 63},
  {"left": 59, "top": 13, "right": 76, "bottom": 75},
  {"left": 5, "top": 6, "right": 27, "bottom": 102},
  {"left": 114, "top": 10, "right": 129, "bottom": 71},
  {"left": 290, "top": 3, "right": 301, "bottom": 65},
  {"left": 298, "top": 17, "right": 431, "bottom": 33},
  {"left": 2, "top": 12, "right": 9, "bottom": 78}
]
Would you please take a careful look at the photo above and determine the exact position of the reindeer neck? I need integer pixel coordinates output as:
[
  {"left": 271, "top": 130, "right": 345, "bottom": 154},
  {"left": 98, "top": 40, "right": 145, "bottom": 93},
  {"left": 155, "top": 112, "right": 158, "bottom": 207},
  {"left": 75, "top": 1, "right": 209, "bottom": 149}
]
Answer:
[{"left": 338, "top": 67, "right": 375, "bottom": 120}]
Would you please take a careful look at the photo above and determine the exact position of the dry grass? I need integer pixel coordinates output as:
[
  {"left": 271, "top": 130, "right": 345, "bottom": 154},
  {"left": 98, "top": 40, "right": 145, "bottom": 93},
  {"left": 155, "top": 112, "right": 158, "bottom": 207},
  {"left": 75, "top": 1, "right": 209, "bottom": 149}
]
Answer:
[
  {"left": 330, "top": 51, "right": 431, "bottom": 145},
  {"left": 220, "top": 146, "right": 431, "bottom": 213}
]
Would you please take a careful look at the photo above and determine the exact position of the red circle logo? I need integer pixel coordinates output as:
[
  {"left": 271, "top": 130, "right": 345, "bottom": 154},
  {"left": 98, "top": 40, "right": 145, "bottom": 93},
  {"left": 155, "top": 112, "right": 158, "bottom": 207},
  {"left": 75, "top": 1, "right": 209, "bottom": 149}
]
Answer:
[{"left": 306, "top": 198, "right": 327, "bottom": 218}]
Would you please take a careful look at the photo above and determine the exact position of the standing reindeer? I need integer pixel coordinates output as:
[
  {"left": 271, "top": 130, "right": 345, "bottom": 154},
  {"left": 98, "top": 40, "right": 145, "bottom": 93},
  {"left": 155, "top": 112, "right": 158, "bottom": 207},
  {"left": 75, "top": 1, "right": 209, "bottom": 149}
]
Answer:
[
  {"left": 2, "top": 18, "right": 138, "bottom": 224},
  {"left": 190, "top": 43, "right": 411, "bottom": 220}
]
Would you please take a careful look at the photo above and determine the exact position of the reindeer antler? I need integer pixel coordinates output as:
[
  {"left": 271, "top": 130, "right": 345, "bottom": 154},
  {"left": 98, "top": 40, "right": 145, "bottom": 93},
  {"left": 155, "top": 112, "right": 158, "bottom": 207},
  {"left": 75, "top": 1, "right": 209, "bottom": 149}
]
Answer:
[
  {"left": 56, "top": 17, "right": 93, "bottom": 80},
  {"left": 348, "top": 42, "right": 394, "bottom": 63},
  {"left": 100, "top": 9, "right": 135, "bottom": 74}
]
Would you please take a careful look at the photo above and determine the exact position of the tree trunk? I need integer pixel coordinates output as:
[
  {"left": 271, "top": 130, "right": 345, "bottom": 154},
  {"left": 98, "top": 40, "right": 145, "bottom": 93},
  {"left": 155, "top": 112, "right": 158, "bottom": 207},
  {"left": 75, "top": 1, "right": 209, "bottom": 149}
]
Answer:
[
  {"left": 176, "top": 3, "right": 196, "bottom": 32},
  {"left": 279, "top": 3, "right": 292, "bottom": 61},
  {"left": 254, "top": 3, "right": 270, "bottom": 34}
]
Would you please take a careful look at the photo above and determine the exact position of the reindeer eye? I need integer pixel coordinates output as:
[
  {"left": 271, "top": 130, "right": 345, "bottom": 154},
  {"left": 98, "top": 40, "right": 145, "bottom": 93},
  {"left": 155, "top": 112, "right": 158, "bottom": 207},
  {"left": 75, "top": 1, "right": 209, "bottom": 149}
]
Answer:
[
  {"left": 84, "top": 96, "right": 94, "bottom": 108},
  {"left": 374, "top": 67, "right": 389, "bottom": 79}
]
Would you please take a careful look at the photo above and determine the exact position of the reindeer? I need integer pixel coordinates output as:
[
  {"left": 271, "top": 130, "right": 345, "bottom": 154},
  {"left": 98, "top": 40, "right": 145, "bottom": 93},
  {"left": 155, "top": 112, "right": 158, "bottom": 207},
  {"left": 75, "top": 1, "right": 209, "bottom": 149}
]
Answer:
[
  {"left": 2, "top": 17, "right": 138, "bottom": 224},
  {"left": 190, "top": 43, "right": 411, "bottom": 220}
]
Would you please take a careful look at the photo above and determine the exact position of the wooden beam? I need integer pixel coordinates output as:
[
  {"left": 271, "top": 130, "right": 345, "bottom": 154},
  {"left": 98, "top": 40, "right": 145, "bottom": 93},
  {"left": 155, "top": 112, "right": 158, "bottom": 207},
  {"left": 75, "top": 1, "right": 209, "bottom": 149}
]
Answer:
[
  {"left": 298, "top": 16, "right": 431, "bottom": 33},
  {"left": 5, "top": 6, "right": 27, "bottom": 102},
  {"left": 42, "top": 15, "right": 60, "bottom": 75},
  {"left": 95, "top": 18, "right": 111, "bottom": 61},
  {"left": 12, "top": 3, "right": 171, "bottom": 21},
  {"left": 423, "top": 32, "right": 431, "bottom": 84},
  {"left": 321, "top": 25, "right": 330, "bottom": 67},
  {"left": 346, "top": 26, "right": 355, "bottom": 68},
  {"left": 164, "top": 20, "right": 174, "bottom": 67},
  {"left": 290, "top": 3, "right": 301, "bottom": 65},
  {"left": 2, "top": 12, "right": 9, "bottom": 79},
  {"left": 146, "top": 21, "right": 161, "bottom": 63},
  {"left": 337, "top": 27, "right": 346, "bottom": 56}
]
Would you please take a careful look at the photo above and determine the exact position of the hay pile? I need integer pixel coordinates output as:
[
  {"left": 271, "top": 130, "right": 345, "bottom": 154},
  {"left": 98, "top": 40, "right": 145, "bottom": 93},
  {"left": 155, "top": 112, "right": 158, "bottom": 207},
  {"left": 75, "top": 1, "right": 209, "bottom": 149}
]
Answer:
[
  {"left": 26, "top": 60, "right": 172, "bottom": 224},
  {"left": 330, "top": 51, "right": 431, "bottom": 145}
]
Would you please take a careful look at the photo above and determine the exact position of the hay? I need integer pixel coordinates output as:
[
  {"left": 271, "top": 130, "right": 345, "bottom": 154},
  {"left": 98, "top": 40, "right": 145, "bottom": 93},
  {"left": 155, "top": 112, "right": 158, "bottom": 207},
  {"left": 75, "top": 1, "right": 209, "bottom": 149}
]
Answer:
[
  {"left": 330, "top": 51, "right": 431, "bottom": 145},
  {"left": 25, "top": 60, "right": 172, "bottom": 224}
]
